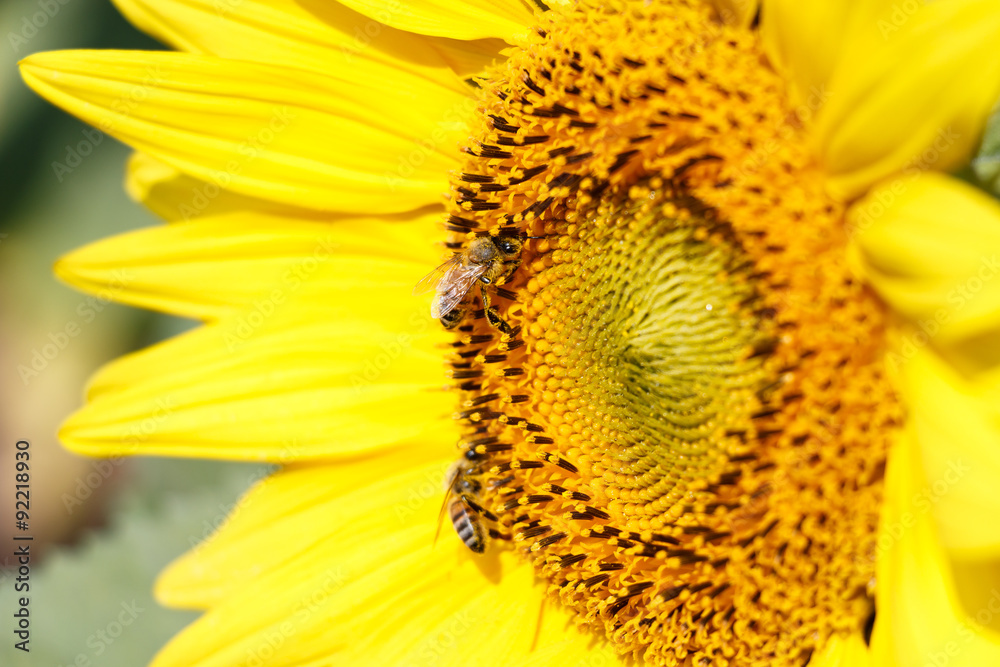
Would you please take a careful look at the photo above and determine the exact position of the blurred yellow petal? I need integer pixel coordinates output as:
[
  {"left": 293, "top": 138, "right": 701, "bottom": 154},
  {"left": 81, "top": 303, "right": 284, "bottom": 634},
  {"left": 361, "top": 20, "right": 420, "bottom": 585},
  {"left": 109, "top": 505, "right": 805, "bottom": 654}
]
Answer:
[
  {"left": 950, "top": 556, "right": 1000, "bottom": 637},
  {"left": 817, "top": 0, "right": 1000, "bottom": 199},
  {"left": 20, "top": 50, "right": 473, "bottom": 213},
  {"left": 55, "top": 212, "right": 443, "bottom": 321},
  {"left": 157, "top": 458, "right": 453, "bottom": 608},
  {"left": 897, "top": 347, "right": 1000, "bottom": 558},
  {"left": 871, "top": 431, "right": 1000, "bottom": 665},
  {"left": 760, "top": 0, "right": 891, "bottom": 110},
  {"left": 809, "top": 631, "right": 872, "bottom": 667},
  {"left": 851, "top": 172, "right": 1000, "bottom": 343},
  {"left": 154, "top": 461, "right": 600, "bottom": 667},
  {"left": 112, "top": 0, "right": 492, "bottom": 93},
  {"left": 335, "top": 0, "right": 536, "bottom": 41},
  {"left": 760, "top": 0, "right": 851, "bottom": 105}
]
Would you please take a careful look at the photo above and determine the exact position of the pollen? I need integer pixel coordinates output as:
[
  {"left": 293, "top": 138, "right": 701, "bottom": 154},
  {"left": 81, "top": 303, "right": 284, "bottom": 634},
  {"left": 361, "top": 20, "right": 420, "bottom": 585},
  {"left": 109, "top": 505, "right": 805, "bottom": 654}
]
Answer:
[{"left": 439, "top": 1, "right": 901, "bottom": 664}]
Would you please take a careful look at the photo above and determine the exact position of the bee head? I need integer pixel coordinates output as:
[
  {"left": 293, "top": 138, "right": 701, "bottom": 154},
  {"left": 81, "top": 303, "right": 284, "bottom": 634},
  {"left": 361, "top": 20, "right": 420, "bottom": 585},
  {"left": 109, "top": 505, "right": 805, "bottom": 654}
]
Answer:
[{"left": 492, "top": 235, "right": 523, "bottom": 257}]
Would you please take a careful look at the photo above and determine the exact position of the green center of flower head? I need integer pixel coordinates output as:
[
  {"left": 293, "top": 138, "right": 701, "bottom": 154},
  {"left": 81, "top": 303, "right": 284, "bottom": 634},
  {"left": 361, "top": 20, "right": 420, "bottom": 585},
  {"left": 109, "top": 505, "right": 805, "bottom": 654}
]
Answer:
[
  {"left": 523, "top": 194, "right": 774, "bottom": 519},
  {"left": 430, "top": 0, "right": 902, "bottom": 664}
]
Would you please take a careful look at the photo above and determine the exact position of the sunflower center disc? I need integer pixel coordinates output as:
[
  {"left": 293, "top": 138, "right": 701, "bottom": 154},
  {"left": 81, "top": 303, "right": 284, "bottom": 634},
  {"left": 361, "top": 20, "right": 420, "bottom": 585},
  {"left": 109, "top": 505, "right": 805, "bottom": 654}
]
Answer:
[
  {"left": 524, "top": 195, "right": 775, "bottom": 526},
  {"left": 437, "top": 1, "right": 901, "bottom": 664}
]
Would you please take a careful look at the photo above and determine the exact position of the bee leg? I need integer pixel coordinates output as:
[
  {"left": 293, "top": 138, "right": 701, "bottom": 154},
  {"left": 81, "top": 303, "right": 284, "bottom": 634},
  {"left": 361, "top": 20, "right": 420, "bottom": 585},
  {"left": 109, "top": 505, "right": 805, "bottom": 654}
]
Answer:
[
  {"left": 481, "top": 284, "right": 514, "bottom": 336},
  {"left": 493, "top": 286, "right": 518, "bottom": 301},
  {"left": 439, "top": 306, "right": 466, "bottom": 329},
  {"left": 463, "top": 496, "right": 499, "bottom": 522},
  {"left": 489, "top": 259, "right": 521, "bottom": 303},
  {"left": 499, "top": 257, "right": 521, "bottom": 285},
  {"left": 488, "top": 528, "right": 513, "bottom": 542}
]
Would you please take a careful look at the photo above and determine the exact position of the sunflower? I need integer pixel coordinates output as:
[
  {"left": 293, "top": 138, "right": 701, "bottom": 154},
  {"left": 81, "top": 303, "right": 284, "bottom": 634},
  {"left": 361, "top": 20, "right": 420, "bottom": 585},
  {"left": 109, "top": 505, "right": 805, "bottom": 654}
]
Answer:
[{"left": 19, "top": 0, "right": 1000, "bottom": 664}]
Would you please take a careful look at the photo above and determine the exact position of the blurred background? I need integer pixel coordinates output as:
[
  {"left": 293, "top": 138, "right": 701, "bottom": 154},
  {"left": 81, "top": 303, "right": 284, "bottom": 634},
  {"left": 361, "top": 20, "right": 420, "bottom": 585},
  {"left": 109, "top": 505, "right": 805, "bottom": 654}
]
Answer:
[{"left": 0, "top": 1, "right": 267, "bottom": 664}]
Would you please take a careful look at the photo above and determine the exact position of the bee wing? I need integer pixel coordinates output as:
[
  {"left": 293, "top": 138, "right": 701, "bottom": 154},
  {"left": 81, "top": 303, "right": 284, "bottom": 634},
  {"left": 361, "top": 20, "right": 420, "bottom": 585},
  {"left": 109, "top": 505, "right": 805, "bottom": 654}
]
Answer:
[
  {"left": 431, "top": 261, "right": 488, "bottom": 319},
  {"left": 413, "top": 254, "right": 459, "bottom": 296},
  {"left": 434, "top": 464, "right": 463, "bottom": 547}
]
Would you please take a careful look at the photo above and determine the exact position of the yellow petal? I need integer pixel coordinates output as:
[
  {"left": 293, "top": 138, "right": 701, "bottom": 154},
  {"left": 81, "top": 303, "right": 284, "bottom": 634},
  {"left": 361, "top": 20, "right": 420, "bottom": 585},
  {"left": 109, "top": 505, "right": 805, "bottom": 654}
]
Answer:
[
  {"left": 808, "top": 631, "right": 872, "bottom": 667},
  {"left": 870, "top": 430, "right": 1000, "bottom": 665},
  {"left": 112, "top": 0, "right": 494, "bottom": 93},
  {"left": 62, "top": 351, "right": 453, "bottom": 463},
  {"left": 20, "top": 50, "right": 472, "bottom": 213},
  {"left": 817, "top": 0, "right": 1000, "bottom": 199},
  {"left": 77, "top": 210, "right": 446, "bottom": 400},
  {"left": 335, "top": 0, "right": 536, "bottom": 41},
  {"left": 950, "top": 556, "right": 1000, "bottom": 636},
  {"left": 157, "top": 458, "right": 453, "bottom": 608},
  {"left": 896, "top": 346, "right": 1000, "bottom": 558},
  {"left": 760, "top": 0, "right": 891, "bottom": 110},
  {"left": 851, "top": 172, "right": 1000, "bottom": 343},
  {"left": 517, "top": 641, "right": 623, "bottom": 667},
  {"left": 59, "top": 254, "right": 456, "bottom": 460},
  {"left": 55, "top": 211, "right": 443, "bottom": 321},
  {"left": 426, "top": 36, "right": 508, "bottom": 78},
  {"left": 280, "top": 0, "right": 507, "bottom": 78},
  {"left": 153, "top": 461, "right": 600, "bottom": 667},
  {"left": 124, "top": 152, "right": 300, "bottom": 221}
]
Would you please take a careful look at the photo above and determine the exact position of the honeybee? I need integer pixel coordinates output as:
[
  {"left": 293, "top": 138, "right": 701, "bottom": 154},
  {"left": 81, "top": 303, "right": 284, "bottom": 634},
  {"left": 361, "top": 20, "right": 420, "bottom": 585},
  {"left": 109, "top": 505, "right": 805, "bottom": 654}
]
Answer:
[
  {"left": 437, "top": 453, "right": 492, "bottom": 554},
  {"left": 414, "top": 235, "right": 525, "bottom": 334}
]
